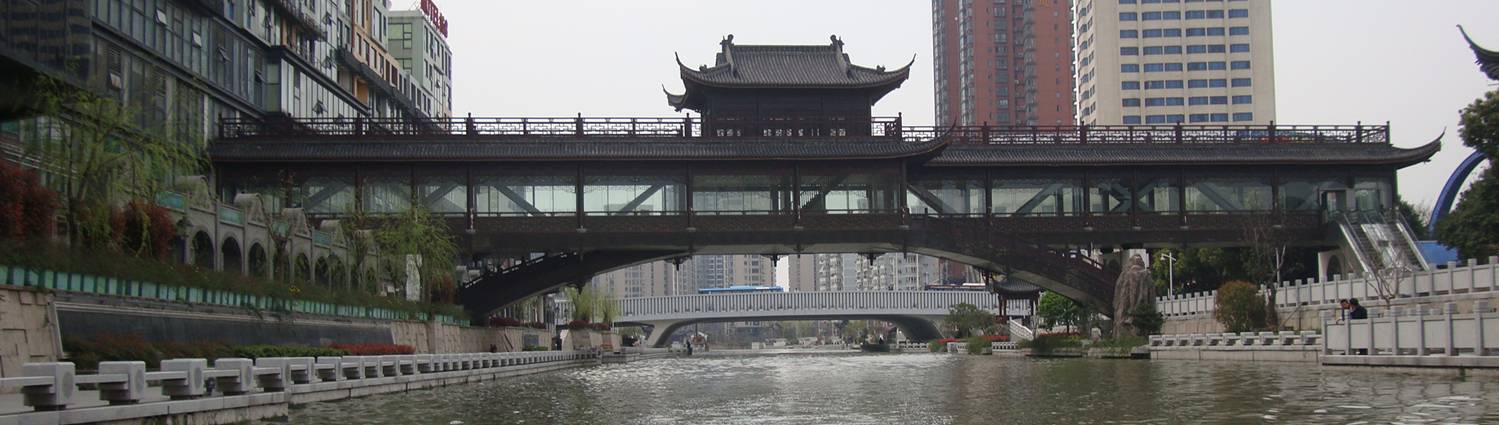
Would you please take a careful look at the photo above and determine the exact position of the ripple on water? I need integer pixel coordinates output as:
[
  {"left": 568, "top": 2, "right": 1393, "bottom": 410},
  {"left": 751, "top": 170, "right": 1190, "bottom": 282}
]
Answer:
[{"left": 272, "top": 353, "right": 1499, "bottom": 425}]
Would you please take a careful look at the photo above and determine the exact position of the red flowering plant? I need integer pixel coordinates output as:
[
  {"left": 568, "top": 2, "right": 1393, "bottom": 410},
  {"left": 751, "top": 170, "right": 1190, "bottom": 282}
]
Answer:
[{"left": 329, "top": 343, "right": 415, "bottom": 355}]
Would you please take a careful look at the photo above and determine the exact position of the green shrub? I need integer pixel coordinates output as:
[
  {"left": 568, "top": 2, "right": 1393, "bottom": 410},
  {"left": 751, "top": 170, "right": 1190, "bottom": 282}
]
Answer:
[
  {"left": 928, "top": 340, "right": 943, "bottom": 352},
  {"left": 1017, "top": 334, "right": 1082, "bottom": 354},
  {"left": 1129, "top": 303, "right": 1165, "bottom": 336},
  {"left": 965, "top": 336, "right": 989, "bottom": 355},
  {"left": 1213, "top": 280, "right": 1266, "bottom": 333},
  {"left": 232, "top": 345, "right": 348, "bottom": 358}
]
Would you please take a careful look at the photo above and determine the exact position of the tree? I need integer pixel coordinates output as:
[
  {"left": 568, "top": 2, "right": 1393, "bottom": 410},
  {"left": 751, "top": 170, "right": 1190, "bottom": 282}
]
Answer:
[
  {"left": 372, "top": 206, "right": 459, "bottom": 303},
  {"left": 1396, "top": 198, "right": 1431, "bottom": 240},
  {"left": 1459, "top": 89, "right": 1499, "bottom": 157},
  {"left": 1439, "top": 89, "right": 1499, "bottom": 259},
  {"left": 942, "top": 303, "right": 997, "bottom": 338},
  {"left": 1213, "top": 281, "right": 1266, "bottom": 333},
  {"left": 24, "top": 77, "right": 207, "bottom": 249},
  {"left": 1036, "top": 291, "right": 1085, "bottom": 333},
  {"left": 1129, "top": 304, "right": 1165, "bottom": 336}
]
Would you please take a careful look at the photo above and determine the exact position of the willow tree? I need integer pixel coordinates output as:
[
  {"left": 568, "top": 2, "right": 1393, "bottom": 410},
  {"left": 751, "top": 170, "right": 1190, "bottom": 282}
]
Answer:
[
  {"left": 23, "top": 77, "right": 207, "bottom": 250},
  {"left": 373, "top": 206, "right": 459, "bottom": 303}
]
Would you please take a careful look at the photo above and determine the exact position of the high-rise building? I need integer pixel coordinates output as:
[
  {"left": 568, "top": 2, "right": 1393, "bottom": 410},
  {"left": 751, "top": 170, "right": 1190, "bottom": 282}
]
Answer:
[
  {"left": 785, "top": 254, "right": 817, "bottom": 292},
  {"left": 933, "top": 0, "right": 1076, "bottom": 126},
  {"left": 388, "top": 9, "right": 452, "bottom": 119},
  {"left": 589, "top": 261, "right": 679, "bottom": 299},
  {"left": 1074, "top": 0, "right": 1275, "bottom": 125}
]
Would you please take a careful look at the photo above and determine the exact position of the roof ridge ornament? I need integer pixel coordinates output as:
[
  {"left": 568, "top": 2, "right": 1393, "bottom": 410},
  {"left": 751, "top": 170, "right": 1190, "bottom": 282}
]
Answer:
[{"left": 722, "top": 34, "right": 737, "bottom": 76}]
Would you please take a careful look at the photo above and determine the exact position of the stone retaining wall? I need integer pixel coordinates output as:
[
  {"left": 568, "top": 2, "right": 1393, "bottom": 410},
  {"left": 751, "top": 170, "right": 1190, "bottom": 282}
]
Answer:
[{"left": 0, "top": 286, "right": 61, "bottom": 378}]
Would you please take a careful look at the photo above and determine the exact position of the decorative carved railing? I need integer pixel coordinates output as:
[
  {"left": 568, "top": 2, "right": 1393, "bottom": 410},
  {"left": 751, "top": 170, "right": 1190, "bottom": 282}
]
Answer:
[{"left": 218, "top": 117, "right": 1389, "bottom": 145}]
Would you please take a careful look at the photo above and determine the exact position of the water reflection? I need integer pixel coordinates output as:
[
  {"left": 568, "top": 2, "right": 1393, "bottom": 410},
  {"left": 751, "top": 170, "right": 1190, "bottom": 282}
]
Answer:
[{"left": 277, "top": 352, "right": 1498, "bottom": 424}]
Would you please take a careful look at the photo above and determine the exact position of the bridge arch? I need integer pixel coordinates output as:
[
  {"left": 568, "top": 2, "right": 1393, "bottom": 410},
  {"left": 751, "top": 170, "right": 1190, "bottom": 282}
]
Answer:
[
  {"left": 1431, "top": 149, "right": 1487, "bottom": 235},
  {"left": 458, "top": 217, "right": 1115, "bottom": 320},
  {"left": 614, "top": 291, "right": 1007, "bottom": 347}
]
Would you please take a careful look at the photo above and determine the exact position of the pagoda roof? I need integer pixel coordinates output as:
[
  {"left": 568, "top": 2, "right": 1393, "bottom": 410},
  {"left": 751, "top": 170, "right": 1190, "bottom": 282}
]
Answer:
[
  {"left": 667, "top": 35, "right": 912, "bottom": 111},
  {"left": 1460, "top": 26, "right": 1499, "bottom": 80}
]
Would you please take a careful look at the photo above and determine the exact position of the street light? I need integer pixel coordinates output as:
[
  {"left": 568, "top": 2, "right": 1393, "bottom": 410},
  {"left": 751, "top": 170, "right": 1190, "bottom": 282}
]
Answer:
[{"left": 1159, "top": 251, "right": 1177, "bottom": 297}]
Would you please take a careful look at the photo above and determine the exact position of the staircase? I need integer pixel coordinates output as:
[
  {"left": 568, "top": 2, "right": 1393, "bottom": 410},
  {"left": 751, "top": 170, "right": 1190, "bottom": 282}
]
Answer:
[
  {"left": 1008, "top": 320, "right": 1035, "bottom": 342},
  {"left": 1334, "top": 210, "right": 1429, "bottom": 276}
]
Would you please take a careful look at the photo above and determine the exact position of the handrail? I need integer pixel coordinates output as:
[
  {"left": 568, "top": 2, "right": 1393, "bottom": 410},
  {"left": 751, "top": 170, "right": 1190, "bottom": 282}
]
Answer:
[{"left": 217, "top": 117, "right": 1391, "bottom": 145}]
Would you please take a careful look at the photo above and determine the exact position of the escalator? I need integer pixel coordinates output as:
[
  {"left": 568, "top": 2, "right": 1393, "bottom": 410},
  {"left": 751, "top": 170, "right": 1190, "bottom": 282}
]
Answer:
[{"left": 1333, "top": 210, "right": 1430, "bottom": 276}]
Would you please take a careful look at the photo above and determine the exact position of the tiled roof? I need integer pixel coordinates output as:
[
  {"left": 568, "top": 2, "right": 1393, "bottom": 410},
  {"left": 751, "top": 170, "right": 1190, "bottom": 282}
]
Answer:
[
  {"left": 927, "top": 140, "right": 1441, "bottom": 167},
  {"left": 208, "top": 136, "right": 949, "bottom": 163},
  {"left": 668, "top": 35, "right": 911, "bottom": 110}
]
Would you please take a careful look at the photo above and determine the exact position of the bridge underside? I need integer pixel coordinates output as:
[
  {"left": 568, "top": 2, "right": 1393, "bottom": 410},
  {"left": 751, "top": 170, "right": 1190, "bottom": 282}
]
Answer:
[
  {"left": 456, "top": 215, "right": 1136, "bottom": 319},
  {"left": 625, "top": 315, "right": 943, "bottom": 348}
]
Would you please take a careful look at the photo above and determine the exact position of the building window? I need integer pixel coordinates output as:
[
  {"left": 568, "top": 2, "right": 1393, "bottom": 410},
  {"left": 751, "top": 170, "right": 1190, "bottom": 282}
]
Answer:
[
  {"left": 1232, "top": 95, "right": 1253, "bottom": 104},
  {"left": 1231, "top": 78, "right": 1252, "bottom": 87},
  {"left": 1233, "top": 112, "right": 1254, "bottom": 122},
  {"left": 1121, "top": 30, "right": 1139, "bottom": 38},
  {"left": 1210, "top": 96, "right": 1228, "bottom": 104},
  {"left": 1120, "top": 12, "right": 1138, "bottom": 21},
  {"left": 1231, "top": 60, "right": 1250, "bottom": 70},
  {"left": 1122, "top": 64, "right": 1140, "bottom": 72},
  {"left": 1121, "top": 47, "right": 1139, "bottom": 55},
  {"left": 1229, "top": 26, "right": 1250, "bottom": 36},
  {"left": 1185, "top": 10, "right": 1205, "bottom": 19},
  {"left": 1230, "top": 43, "right": 1250, "bottom": 53},
  {"left": 1124, "top": 115, "right": 1142, "bottom": 124},
  {"left": 1189, "top": 113, "right": 1210, "bottom": 123},
  {"left": 1120, "top": 0, "right": 1137, "bottom": 3},
  {"left": 1188, "top": 96, "right": 1210, "bottom": 105},
  {"left": 1145, "top": 80, "right": 1184, "bottom": 89},
  {"left": 1123, "top": 98, "right": 1142, "bottom": 107},
  {"left": 1122, "top": 81, "right": 1141, "bottom": 90},
  {"left": 1228, "top": 9, "right": 1249, "bottom": 18}
]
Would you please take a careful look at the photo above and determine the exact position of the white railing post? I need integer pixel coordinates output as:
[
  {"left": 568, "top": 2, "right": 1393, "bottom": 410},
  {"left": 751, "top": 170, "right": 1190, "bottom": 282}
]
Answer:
[
  {"left": 159, "top": 359, "right": 207, "bottom": 399},
  {"left": 21, "top": 362, "right": 74, "bottom": 410},
  {"left": 98, "top": 361, "right": 147, "bottom": 404},
  {"left": 1445, "top": 302, "right": 1458, "bottom": 356},
  {"left": 212, "top": 358, "right": 255, "bottom": 395}
]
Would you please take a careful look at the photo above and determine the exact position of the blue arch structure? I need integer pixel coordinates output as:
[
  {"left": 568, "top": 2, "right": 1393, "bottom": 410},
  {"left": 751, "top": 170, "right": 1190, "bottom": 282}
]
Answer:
[{"left": 1430, "top": 149, "right": 1488, "bottom": 235}]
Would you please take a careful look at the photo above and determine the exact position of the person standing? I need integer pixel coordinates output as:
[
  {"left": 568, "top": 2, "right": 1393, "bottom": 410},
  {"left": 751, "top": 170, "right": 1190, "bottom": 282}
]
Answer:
[{"left": 1348, "top": 298, "right": 1368, "bottom": 321}]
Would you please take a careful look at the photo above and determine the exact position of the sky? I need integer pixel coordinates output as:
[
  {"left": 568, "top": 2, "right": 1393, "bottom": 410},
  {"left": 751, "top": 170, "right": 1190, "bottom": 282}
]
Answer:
[{"left": 433, "top": 0, "right": 1499, "bottom": 284}]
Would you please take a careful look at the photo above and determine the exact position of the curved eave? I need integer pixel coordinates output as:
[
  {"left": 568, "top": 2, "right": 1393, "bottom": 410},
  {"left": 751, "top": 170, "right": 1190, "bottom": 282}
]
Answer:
[
  {"left": 209, "top": 136, "right": 951, "bottom": 163},
  {"left": 676, "top": 62, "right": 910, "bottom": 90},
  {"left": 1460, "top": 25, "right": 1499, "bottom": 62},
  {"left": 924, "top": 140, "right": 1441, "bottom": 168}
]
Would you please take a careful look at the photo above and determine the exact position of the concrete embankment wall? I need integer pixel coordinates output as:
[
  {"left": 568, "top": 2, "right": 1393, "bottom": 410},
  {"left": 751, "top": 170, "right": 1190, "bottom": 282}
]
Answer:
[
  {"left": 45, "top": 291, "right": 546, "bottom": 355},
  {"left": 0, "top": 286, "right": 62, "bottom": 378}
]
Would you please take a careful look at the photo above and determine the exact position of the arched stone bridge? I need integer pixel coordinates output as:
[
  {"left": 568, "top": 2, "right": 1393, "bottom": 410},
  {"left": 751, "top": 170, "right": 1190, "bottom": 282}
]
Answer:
[{"left": 615, "top": 291, "right": 1004, "bottom": 347}]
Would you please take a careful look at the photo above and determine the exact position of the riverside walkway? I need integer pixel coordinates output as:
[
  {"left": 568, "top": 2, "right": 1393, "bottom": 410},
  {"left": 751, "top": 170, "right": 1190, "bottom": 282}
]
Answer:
[{"left": 0, "top": 350, "right": 663, "bottom": 425}]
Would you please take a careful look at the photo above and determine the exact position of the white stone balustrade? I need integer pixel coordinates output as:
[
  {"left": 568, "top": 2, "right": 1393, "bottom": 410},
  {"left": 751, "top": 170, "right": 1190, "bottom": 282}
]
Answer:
[
  {"left": 1322, "top": 301, "right": 1499, "bottom": 364},
  {"left": 1156, "top": 257, "right": 1499, "bottom": 318},
  {"left": 0, "top": 351, "right": 597, "bottom": 414}
]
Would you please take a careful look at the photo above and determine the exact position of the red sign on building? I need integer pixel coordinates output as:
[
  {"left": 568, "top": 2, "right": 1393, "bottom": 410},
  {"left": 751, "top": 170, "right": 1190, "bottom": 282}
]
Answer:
[{"left": 419, "top": 0, "right": 449, "bottom": 38}]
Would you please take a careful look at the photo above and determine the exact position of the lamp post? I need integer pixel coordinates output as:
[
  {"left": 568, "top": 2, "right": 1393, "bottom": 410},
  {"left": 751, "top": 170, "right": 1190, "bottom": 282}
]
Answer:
[{"left": 1159, "top": 251, "right": 1177, "bottom": 297}]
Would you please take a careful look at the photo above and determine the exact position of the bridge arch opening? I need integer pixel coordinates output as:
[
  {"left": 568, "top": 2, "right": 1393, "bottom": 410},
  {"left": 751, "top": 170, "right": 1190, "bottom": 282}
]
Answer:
[
  {"left": 191, "top": 231, "right": 215, "bottom": 269},
  {"left": 221, "top": 237, "right": 243, "bottom": 275}
]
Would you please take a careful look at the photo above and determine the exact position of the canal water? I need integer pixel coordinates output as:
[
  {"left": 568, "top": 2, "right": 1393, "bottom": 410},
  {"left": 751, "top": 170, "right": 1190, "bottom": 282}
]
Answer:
[{"left": 277, "top": 351, "right": 1499, "bottom": 424}]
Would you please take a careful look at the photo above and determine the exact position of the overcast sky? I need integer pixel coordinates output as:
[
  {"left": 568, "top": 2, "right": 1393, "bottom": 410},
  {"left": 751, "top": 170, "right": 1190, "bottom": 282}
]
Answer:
[{"left": 436, "top": 0, "right": 1498, "bottom": 207}]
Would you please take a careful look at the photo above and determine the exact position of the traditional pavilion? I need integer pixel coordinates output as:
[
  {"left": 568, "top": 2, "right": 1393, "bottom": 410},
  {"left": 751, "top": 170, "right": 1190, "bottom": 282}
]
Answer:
[{"left": 666, "top": 35, "right": 912, "bottom": 138}]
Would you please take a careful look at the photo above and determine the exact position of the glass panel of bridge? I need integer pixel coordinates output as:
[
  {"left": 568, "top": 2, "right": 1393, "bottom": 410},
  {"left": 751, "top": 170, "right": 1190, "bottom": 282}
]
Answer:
[
  {"left": 1279, "top": 179, "right": 1347, "bottom": 211},
  {"left": 475, "top": 174, "right": 576, "bottom": 216},
  {"left": 1088, "top": 177, "right": 1132, "bottom": 215},
  {"left": 1353, "top": 178, "right": 1391, "bottom": 212},
  {"left": 907, "top": 178, "right": 985, "bottom": 216},
  {"left": 1134, "top": 177, "right": 1180, "bottom": 214},
  {"left": 299, "top": 177, "right": 355, "bottom": 215},
  {"left": 583, "top": 175, "right": 685, "bottom": 215},
  {"left": 692, "top": 173, "right": 793, "bottom": 215},
  {"left": 363, "top": 176, "right": 412, "bottom": 214},
  {"left": 417, "top": 175, "right": 467, "bottom": 216},
  {"left": 991, "top": 177, "right": 1082, "bottom": 216},
  {"left": 1185, "top": 178, "right": 1272, "bottom": 213},
  {"left": 799, "top": 172, "right": 900, "bottom": 213}
]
